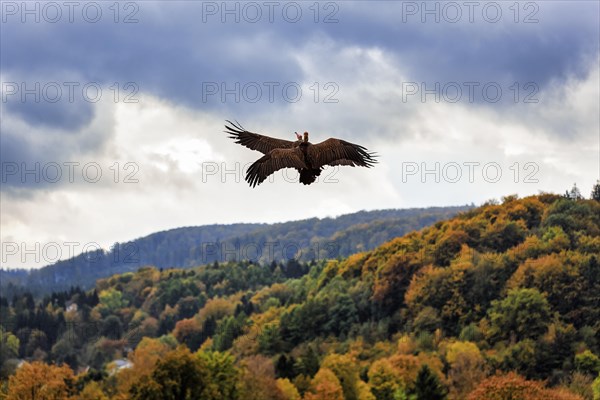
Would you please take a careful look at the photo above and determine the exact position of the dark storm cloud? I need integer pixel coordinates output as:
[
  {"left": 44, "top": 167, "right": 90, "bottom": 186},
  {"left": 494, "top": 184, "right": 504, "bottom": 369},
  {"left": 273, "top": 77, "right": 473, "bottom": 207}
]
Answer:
[
  {"left": 333, "top": 2, "right": 598, "bottom": 92},
  {"left": 0, "top": 128, "right": 39, "bottom": 165},
  {"left": 0, "top": 114, "right": 118, "bottom": 193},
  {"left": 1, "top": 3, "right": 305, "bottom": 113},
  {"left": 2, "top": 2, "right": 597, "bottom": 110},
  {"left": 0, "top": 127, "right": 56, "bottom": 192},
  {"left": 4, "top": 94, "right": 94, "bottom": 131}
]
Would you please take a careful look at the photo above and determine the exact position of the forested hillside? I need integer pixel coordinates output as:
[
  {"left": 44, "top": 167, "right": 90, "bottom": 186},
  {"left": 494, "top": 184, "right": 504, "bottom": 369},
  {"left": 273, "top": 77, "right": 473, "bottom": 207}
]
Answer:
[
  {"left": 0, "top": 206, "right": 468, "bottom": 296},
  {"left": 1, "top": 194, "right": 599, "bottom": 399}
]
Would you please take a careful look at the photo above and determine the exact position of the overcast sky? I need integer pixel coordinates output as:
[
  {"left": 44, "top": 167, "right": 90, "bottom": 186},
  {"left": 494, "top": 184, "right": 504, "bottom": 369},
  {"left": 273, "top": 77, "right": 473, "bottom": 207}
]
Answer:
[{"left": 1, "top": 1, "right": 599, "bottom": 268}]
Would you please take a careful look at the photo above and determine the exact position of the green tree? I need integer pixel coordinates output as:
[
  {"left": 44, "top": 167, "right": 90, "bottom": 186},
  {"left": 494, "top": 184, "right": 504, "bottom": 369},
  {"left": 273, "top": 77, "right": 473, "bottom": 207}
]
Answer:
[
  {"left": 177, "top": 296, "right": 203, "bottom": 319},
  {"left": 501, "top": 339, "right": 536, "bottom": 377},
  {"left": 487, "top": 288, "right": 552, "bottom": 343},
  {"left": 297, "top": 345, "right": 320, "bottom": 378},
  {"left": 130, "top": 346, "right": 211, "bottom": 400},
  {"left": 0, "top": 327, "right": 20, "bottom": 378},
  {"left": 102, "top": 315, "right": 123, "bottom": 339},
  {"left": 325, "top": 293, "right": 359, "bottom": 337},
  {"left": 575, "top": 350, "right": 600, "bottom": 376},
  {"left": 212, "top": 314, "right": 246, "bottom": 352},
  {"left": 280, "top": 299, "right": 327, "bottom": 346},
  {"left": 258, "top": 323, "right": 283, "bottom": 355},
  {"left": 51, "top": 333, "right": 79, "bottom": 368},
  {"left": 98, "top": 289, "right": 126, "bottom": 314},
  {"left": 533, "top": 322, "right": 577, "bottom": 379},
  {"left": 367, "top": 359, "right": 403, "bottom": 400},
  {"left": 197, "top": 350, "right": 240, "bottom": 400}
]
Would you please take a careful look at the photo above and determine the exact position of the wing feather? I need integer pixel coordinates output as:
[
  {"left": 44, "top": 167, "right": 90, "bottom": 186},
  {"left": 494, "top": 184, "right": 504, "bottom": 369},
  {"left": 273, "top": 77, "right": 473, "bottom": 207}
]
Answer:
[
  {"left": 246, "top": 148, "right": 307, "bottom": 187},
  {"left": 306, "top": 138, "right": 378, "bottom": 169},
  {"left": 225, "top": 120, "right": 294, "bottom": 154}
]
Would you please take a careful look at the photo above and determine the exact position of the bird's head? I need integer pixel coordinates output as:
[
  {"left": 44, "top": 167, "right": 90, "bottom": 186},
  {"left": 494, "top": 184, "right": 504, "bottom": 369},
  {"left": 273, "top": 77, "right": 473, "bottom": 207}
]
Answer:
[
  {"left": 295, "top": 132, "right": 302, "bottom": 140},
  {"left": 303, "top": 132, "right": 309, "bottom": 142}
]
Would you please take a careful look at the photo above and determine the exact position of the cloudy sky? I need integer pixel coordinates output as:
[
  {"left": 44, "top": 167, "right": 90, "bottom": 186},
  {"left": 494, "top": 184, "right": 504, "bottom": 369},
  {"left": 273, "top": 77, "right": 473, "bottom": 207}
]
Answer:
[{"left": 1, "top": 1, "right": 599, "bottom": 268}]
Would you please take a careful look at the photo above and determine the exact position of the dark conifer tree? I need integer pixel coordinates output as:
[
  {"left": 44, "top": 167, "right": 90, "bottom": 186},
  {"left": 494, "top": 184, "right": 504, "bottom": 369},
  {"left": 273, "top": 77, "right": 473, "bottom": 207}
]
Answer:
[
  {"left": 275, "top": 354, "right": 296, "bottom": 379},
  {"left": 414, "top": 365, "right": 447, "bottom": 400},
  {"left": 591, "top": 180, "right": 600, "bottom": 201}
]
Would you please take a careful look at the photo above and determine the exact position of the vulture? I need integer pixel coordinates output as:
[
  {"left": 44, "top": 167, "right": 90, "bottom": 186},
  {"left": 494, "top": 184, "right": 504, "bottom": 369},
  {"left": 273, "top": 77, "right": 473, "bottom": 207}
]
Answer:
[{"left": 225, "top": 120, "right": 377, "bottom": 187}]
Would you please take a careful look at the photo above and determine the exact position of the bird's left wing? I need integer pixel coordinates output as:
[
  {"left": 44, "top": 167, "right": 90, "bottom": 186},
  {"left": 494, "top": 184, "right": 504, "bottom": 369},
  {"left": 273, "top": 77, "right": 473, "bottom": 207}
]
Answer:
[
  {"left": 307, "top": 138, "right": 378, "bottom": 169},
  {"left": 246, "top": 147, "right": 307, "bottom": 187},
  {"left": 225, "top": 120, "right": 295, "bottom": 154}
]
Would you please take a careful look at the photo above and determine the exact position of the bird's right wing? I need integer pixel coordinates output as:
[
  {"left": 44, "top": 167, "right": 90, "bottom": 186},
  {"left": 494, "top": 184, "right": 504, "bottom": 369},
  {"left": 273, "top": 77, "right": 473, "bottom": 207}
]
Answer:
[
  {"left": 225, "top": 120, "right": 295, "bottom": 154},
  {"left": 246, "top": 148, "right": 307, "bottom": 187}
]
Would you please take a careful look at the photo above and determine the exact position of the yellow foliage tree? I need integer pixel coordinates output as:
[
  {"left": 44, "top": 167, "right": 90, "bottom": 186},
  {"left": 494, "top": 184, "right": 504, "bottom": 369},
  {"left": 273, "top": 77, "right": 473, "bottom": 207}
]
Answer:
[
  {"left": 356, "top": 380, "right": 376, "bottom": 400},
  {"left": 321, "top": 353, "right": 361, "bottom": 400},
  {"left": 198, "top": 297, "right": 237, "bottom": 325},
  {"left": 445, "top": 341, "right": 486, "bottom": 399},
  {"left": 79, "top": 381, "right": 108, "bottom": 400},
  {"left": 277, "top": 378, "right": 301, "bottom": 400}
]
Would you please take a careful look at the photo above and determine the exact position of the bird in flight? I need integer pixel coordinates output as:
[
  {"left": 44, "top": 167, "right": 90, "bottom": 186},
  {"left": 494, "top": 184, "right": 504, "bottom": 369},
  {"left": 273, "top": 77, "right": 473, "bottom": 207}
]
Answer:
[{"left": 225, "top": 120, "right": 377, "bottom": 187}]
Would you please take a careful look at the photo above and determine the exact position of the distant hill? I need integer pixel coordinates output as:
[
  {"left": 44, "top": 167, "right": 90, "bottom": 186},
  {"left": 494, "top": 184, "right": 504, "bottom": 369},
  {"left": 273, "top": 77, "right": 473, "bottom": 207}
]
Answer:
[{"left": 0, "top": 206, "right": 470, "bottom": 295}]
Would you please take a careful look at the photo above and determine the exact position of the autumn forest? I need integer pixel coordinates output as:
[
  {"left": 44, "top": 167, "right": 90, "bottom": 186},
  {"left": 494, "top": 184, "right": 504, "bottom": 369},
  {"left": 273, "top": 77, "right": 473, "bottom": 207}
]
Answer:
[{"left": 1, "top": 191, "right": 600, "bottom": 399}]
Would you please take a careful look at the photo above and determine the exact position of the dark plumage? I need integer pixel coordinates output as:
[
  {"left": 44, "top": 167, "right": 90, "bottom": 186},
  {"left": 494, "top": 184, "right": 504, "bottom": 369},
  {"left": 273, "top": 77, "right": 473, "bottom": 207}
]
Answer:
[{"left": 225, "top": 120, "right": 377, "bottom": 187}]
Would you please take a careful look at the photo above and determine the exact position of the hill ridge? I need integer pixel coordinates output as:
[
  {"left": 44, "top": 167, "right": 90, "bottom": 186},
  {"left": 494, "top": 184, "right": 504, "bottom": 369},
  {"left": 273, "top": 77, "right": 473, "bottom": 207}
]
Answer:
[{"left": 0, "top": 205, "right": 470, "bottom": 295}]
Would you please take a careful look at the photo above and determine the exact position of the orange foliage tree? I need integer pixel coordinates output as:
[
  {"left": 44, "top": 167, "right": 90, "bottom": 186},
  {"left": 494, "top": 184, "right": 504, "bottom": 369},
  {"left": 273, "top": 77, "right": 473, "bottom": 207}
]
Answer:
[
  {"left": 114, "top": 337, "right": 172, "bottom": 398},
  {"left": 304, "top": 367, "right": 345, "bottom": 400},
  {"left": 238, "top": 355, "right": 285, "bottom": 400},
  {"left": 467, "top": 372, "right": 583, "bottom": 400},
  {"left": 6, "top": 361, "right": 75, "bottom": 400}
]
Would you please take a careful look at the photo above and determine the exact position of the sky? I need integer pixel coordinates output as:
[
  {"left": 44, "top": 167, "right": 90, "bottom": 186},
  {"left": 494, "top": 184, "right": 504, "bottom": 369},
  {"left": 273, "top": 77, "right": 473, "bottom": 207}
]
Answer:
[{"left": 1, "top": 1, "right": 599, "bottom": 269}]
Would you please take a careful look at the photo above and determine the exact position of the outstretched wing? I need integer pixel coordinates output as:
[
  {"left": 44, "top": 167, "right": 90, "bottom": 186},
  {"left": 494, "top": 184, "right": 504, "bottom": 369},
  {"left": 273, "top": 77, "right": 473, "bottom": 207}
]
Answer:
[
  {"left": 306, "top": 138, "right": 377, "bottom": 169},
  {"left": 225, "top": 120, "right": 295, "bottom": 154},
  {"left": 246, "top": 148, "right": 307, "bottom": 187}
]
